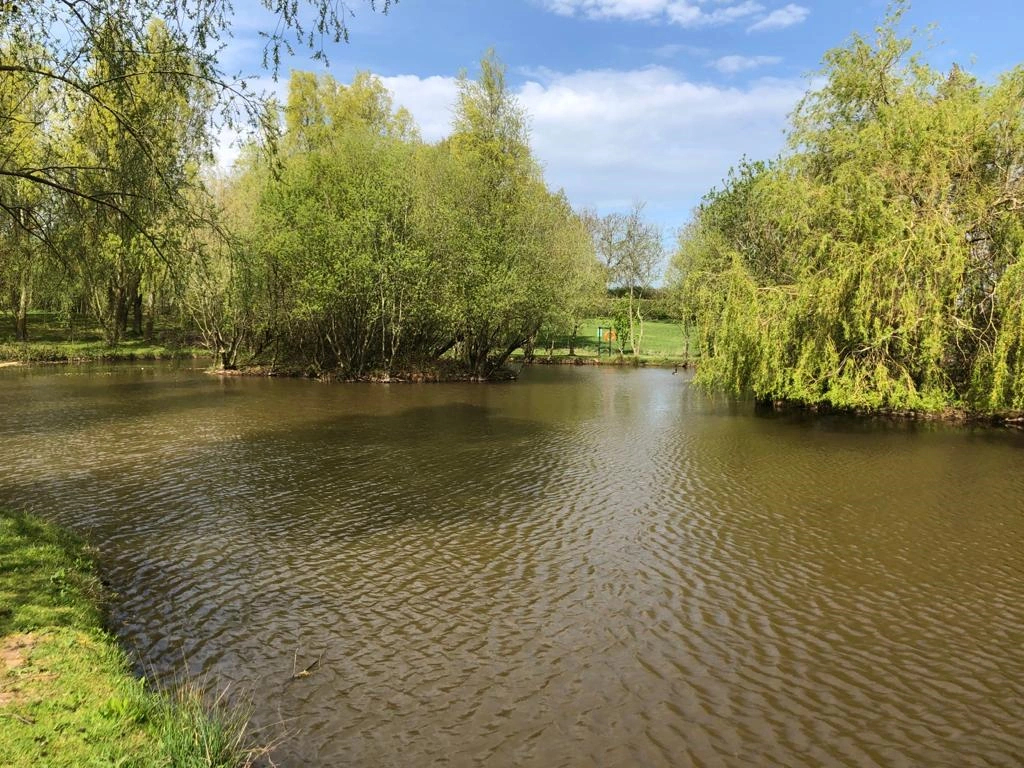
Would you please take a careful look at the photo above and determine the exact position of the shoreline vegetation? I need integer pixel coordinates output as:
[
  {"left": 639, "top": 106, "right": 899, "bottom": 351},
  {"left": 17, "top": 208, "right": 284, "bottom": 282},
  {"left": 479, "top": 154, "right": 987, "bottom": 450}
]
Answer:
[
  {"left": 0, "top": 342, "right": 203, "bottom": 365},
  {"left": 0, "top": 313, "right": 205, "bottom": 366},
  {"left": 4, "top": 312, "right": 1024, "bottom": 425},
  {"left": 0, "top": 511, "right": 265, "bottom": 768},
  {"left": 2, "top": 44, "right": 669, "bottom": 392},
  {"left": 2, "top": 4, "right": 1023, "bottom": 430},
  {"left": 675, "top": 9, "right": 1024, "bottom": 418},
  {"left": 0, "top": 313, "right": 696, "bottom": 371}
]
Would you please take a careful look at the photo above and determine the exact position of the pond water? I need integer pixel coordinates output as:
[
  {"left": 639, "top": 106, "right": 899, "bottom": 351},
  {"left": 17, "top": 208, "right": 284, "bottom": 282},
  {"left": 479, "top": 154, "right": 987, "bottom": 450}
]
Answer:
[{"left": 1, "top": 363, "right": 1022, "bottom": 766}]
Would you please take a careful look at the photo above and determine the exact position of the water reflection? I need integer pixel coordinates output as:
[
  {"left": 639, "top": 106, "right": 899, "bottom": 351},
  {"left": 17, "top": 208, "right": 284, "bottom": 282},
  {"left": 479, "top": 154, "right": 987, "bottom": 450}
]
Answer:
[{"left": 0, "top": 363, "right": 1021, "bottom": 767}]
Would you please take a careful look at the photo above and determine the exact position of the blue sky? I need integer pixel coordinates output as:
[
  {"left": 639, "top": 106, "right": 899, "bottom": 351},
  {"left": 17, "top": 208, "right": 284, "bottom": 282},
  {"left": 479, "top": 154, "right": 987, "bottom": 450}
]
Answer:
[{"left": 219, "top": 0, "right": 1023, "bottom": 247}]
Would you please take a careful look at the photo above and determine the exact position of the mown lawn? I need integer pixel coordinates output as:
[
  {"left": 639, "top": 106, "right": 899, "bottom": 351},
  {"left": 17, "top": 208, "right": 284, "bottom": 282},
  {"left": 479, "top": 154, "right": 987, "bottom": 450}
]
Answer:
[
  {"left": 0, "top": 312, "right": 205, "bottom": 363},
  {"left": 0, "top": 511, "right": 262, "bottom": 767},
  {"left": 528, "top": 317, "right": 696, "bottom": 364}
]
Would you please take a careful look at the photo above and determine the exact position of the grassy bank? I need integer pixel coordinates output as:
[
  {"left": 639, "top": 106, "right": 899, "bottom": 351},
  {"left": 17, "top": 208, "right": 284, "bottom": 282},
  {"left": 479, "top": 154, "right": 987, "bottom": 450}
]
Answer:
[
  {"left": 0, "top": 511, "right": 262, "bottom": 767},
  {"left": 518, "top": 318, "right": 696, "bottom": 367},
  {"left": 0, "top": 312, "right": 205, "bottom": 364}
]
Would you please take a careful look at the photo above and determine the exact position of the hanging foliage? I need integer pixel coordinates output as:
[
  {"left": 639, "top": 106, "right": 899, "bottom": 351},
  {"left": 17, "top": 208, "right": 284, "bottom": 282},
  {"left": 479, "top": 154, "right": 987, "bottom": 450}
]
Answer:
[{"left": 674, "top": 4, "right": 1024, "bottom": 414}]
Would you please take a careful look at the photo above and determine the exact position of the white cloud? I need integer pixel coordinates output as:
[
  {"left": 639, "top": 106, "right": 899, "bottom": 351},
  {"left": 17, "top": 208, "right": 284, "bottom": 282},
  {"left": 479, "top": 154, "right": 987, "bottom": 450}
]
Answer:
[
  {"left": 544, "top": 0, "right": 671, "bottom": 20},
  {"left": 379, "top": 74, "right": 460, "bottom": 141},
  {"left": 382, "top": 66, "right": 806, "bottom": 229},
  {"left": 747, "top": 3, "right": 809, "bottom": 31},
  {"left": 676, "top": 0, "right": 764, "bottom": 26},
  {"left": 541, "top": 0, "right": 811, "bottom": 33},
  {"left": 212, "top": 125, "right": 244, "bottom": 171},
  {"left": 212, "top": 76, "right": 289, "bottom": 171},
  {"left": 712, "top": 54, "right": 782, "bottom": 73},
  {"left": 540, "top": 0, "right": 765, "bottom": 28}
]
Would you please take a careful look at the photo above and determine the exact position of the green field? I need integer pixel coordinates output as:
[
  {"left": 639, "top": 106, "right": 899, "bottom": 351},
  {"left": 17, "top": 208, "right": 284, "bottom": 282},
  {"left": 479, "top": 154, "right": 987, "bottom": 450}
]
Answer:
[
  {"left": 0, "top": 512, "right": 261, "bottom": 767},
  {"left": 0, "top": 312, "right": 204, "bottom": 364},
  {"left": 527, "top": 318, "right": 696, "bottom": 365}
]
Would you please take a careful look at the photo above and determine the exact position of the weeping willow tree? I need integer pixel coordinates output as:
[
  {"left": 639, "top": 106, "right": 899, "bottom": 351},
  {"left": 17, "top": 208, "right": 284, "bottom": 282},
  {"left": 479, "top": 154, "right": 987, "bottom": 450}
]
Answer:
[{"left": 674, "top": 5, "right": 1024, "bottom": 414}]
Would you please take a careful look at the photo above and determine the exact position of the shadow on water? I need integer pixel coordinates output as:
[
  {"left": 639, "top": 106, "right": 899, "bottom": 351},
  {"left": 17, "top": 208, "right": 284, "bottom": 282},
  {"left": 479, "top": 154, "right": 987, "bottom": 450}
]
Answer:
[
  {"left": 1, "top": 363, "right": 1023, "bottom": 768},
  {"left": 0, "top": 395, "right": 553, "bottom": 542},
  {"left": 0, "top": 369, "right": 247, "bottom": 439},
  {"left": 220, "top": 402, "right": 554, "bottom": 541},
  {"left": 751, "top": 397, "right": 1024, "bottom": 447}
]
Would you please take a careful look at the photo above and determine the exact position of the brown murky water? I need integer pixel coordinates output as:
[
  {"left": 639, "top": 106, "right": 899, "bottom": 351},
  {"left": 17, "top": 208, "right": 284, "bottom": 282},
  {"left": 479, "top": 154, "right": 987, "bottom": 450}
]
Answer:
[{"left": 1, "top": 363, "right": 1022, "bottom": 766}]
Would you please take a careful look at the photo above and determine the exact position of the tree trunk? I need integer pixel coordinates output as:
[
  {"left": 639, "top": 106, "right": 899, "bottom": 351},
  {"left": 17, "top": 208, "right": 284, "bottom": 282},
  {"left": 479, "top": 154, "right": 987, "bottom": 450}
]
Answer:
[
  {"left": 15, "top": 276, "right": 29, "bottom": 341},
  {"left": 221, "top": 345, "right": 238, "bottom": 370},
  {"left": 10, "top": 217, "right": 32, "bottom": 342},
  {"left": 522, "top": 333, "right": 536, "bottom": 363},
  {"left": 468, "top": 344, "right": 484, "bottom": 379},
  {"left": 635, "top": 303, "right": 644, "bottom": 357},
  {"left": 568, "top": 323, "right": 578, "bottom": 356},
  {"left": 143, "top": 291, "right": 156, "bottom": 343},
  {"left": 132, "top": 291, "right": 143, "bottom": 338},
  {"left": 485, "top": 338, "right": 526, "bottom": 379},
  {"left": 433, "top": 337, "right": 459, "bottom": 359},
  {"left": 215, "top": 330, "right": 243, "bottom": 370},
  {"left": 105, "top": 286, "right": 125, "bottom": 345},
  {"left": 115, "top": 287, "right": 129, "bottom": 338},
  {"left": 628, "top": 286, "right": 638, "bottom": 358},
  {"left": 12, "top": 282, "right": 29, "bottom": 341}
]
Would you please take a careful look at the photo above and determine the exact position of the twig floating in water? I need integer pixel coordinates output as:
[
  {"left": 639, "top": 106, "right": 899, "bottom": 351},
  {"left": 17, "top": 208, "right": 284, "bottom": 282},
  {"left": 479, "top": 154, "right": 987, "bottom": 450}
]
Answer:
[{"left": 291, "top": 651, "right": 323, "bottom": 679}]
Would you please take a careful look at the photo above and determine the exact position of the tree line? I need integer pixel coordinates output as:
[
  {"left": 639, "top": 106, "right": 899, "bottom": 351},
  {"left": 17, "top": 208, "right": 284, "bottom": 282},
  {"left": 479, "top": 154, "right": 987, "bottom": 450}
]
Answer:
[
  {"left": 14, "top": 2, "right": 1013, "bottom": 412},
  {"left": 1, "top": 0, "right": 670, "bottom": 379},
  {"left": 2, "top": 0, "right": 674, "bottom": 379},
  {"left": 1, "top": 17, "right": 213, "bottom": 346}
]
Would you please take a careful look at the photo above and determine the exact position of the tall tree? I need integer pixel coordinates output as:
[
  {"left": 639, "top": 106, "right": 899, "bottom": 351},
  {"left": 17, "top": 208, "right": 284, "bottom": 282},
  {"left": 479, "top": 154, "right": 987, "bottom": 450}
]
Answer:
[
  {"left": 544, "top": 209, "right": 604, "bottom": 357},
  {"left": 614, "top": 203, "right": 662, "bottom": 358},
  {"left": 444, "top": 50, "right": 549, "bottom": 377},
  {"left": 0, "top": 0, "right": 395, "bottom": 247},
  {"left": 584, "top": 203, "right": 662, "bottom": 357},
  {"left": 0, "top": 46, "right": 53, "bottom": 340},
  {"left": 208, "top": 63, "right": 598, "bottom": 379},
  {"left": 242, "top": 70, "right": 432, "bottom": 377},
  {"left": 65, "top": 18, "right": 212, "bottom": 344},
  {"left": 441, "top": 52, "right": 598, "bottom": 377},
  {"left": 674, "top": 5, "right": 1024, "bottom": 413}
]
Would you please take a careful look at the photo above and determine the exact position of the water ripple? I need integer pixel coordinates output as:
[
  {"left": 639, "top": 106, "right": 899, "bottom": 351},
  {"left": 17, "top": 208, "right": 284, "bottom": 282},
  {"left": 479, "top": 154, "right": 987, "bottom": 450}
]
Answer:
[{"left": 0, "top": 364, "right": 1022, "bottom": 766}]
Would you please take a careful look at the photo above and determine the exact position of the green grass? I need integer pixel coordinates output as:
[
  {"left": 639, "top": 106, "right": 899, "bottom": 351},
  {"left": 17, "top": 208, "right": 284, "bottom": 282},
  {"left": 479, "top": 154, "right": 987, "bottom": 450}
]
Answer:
[
  {"left": 0, "top": 511, "right": 265, "bottom": 767},
  {"left": 523, "top": 317, "right": 697, "bottom": 365},
  {"left": 0, "top": 312, "right": 205, "bottom": 364}
]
